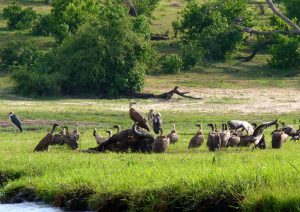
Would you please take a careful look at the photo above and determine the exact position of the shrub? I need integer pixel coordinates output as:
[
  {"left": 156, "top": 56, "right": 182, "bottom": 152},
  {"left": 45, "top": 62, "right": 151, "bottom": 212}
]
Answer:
[
  {"left": 3, "top": 2, "right": 37, "bottom": 30},
  {"left": 0, "top": 41, "right": 38, "bottom": 67},
  {"left": 32, "top": 14, "right": 54, "bottom": 36},
  {"left": 281, "top": 0, "right": 300, "bottom": 22},
  {"left": 179, "top": 0, "right": 250, "bottom": 62},
  {"left": 50, "top": 0, "right": 102, "bottom": 43},
  {"left": 132, "top": 0, "right": 160, "bottom": 17},
  {"left": 181, "top": 42, "right": 204, "bottom": 70},
  {"left": 269, "top": 35, "right": 300, "bottom": 68},
  {"left": 12, "top": 2, "right": 156, "bottom": 96},
  {"left": 162, "top": 54, "right": 183, "bottom": 73}
]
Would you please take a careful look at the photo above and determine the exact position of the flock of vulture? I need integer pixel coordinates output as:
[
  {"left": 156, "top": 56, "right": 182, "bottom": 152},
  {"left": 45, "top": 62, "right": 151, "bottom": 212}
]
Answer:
[{"left": 8, "top": 102, "right": 299, "bottom": 153}]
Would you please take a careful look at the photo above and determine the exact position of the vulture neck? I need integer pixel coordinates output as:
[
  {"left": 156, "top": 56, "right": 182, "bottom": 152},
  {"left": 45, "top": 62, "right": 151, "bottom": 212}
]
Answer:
[{"left": 50, "top": 124, "right": 58, "bottom": 134}]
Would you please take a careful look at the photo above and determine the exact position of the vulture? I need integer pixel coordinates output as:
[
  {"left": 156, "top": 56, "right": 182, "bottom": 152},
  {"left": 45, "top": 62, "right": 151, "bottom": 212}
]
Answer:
[
  {"left": 188, "top": 124, "right": 205, "bottom": 149},
  {"left": 227, "top": 120, "right": 254, "bottom": 135},
  {"left": 51, "top": 127, "right": 65, "bottom": 145},
  {"left": 34, "top": 123, "right": 59, "bottom": 152},
  {"left": 219, "top": 123, "right": 230, "bottom": 148},
  {"left": 62, "top": 126, "right": 78, "bottom": 150},
  {"left": 241, "top": 120, "right": 277, "bottom": 148},
  {"left": 226, "top": 133, "right": 240, "bottom": 147},
  {"left": 153, "top": 128, "right": 170, "bottom": 153},
  {"left": 153, "top": 113, "right": 162, "bottom": 134},
  {"left": 280, "top": 122, "right": 297, "bottom": 136},
  {"left": 271, "top": 123, "right": 288, "bottom": 149},
  {"left": 129, "top": 102, "right": 150, "bottom": 131},
  {"left": 207, "top": 123, "right": 221, "bottom": 151},
  {"left": 72, "top": 123, "right": 80, "bottom": 141},
  {"left": 147, "top": 109, "right": 155, "bottom": 123},
  {"left": 9, "top": 112, "right": 23, "bottom": 132},
  {"left": 167, "top": 123, "right": 179, "bottom": 144},
  {"left": 291, "top": 125, "right": 300, "bottom": 141},
  {"left": 93, "top": 128, "right": 107, "bottom": 145}
]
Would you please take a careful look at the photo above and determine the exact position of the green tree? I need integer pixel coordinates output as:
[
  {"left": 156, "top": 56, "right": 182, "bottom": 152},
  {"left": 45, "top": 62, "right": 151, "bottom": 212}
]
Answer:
[
  {"left": 3, "top": 2, "right": 37, "bottom": 30},
  {"left": 179, "top": 0, "right": 251, "bottom": 62},
  {"left": 12, "top": 1, "right": 155, "bottom": 96}
]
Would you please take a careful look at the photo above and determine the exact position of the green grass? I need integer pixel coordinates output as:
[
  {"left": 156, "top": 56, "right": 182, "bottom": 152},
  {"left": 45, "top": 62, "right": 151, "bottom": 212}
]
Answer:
[
  {"left": 0, "top": 109, "right": 300, "bottom": 210},
  {"left": 0, "top": 0, "right": 299, "bottom": 210}
]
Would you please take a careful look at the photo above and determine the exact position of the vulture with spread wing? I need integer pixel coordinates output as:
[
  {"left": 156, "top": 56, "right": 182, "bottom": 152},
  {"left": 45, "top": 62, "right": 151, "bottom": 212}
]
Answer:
[{"left": 129, "top": 102, "right": 150, "bottom": 131}]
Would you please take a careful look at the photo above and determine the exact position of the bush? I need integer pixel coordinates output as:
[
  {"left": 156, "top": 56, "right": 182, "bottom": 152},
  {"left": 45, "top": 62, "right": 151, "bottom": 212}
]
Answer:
[
  {"left": 181, "top": 42, "right": 204, "bottom": 70},
  {"left": 269, "top": 35, "right": 300, "bottom": 68},
  {"left": 12, "top": 2, "right": 156, "bottom": 96},
  {"left": 0, "top": 41, "right": 38, "bottom": 67},
  {"left": 32, "top": 14, "right": 54, "bottom": 36},
  {"left": 282, "top": 0, "right": 300, "bottom": 22},
  {"left": 3, "top": 2, "right": 37, "bottom": 30},
  {"left": 50, "top": 0, "right": 102, "bottom": 43},
  {"left": 179, "top": 0, "right": 250, "bottom": 62},
  {"left": 132, "top": 0, "right": 160, "bottom": 17},
  {"left": 162, "top": 54, "right": 183, "bottom": 73}
]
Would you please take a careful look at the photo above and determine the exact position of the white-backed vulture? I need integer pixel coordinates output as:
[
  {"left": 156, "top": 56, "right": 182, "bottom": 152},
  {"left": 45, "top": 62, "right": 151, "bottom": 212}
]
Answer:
[
  {"left": 167, "top": 123, "right": 179, "bottom": 144},
  {"left": 34, "top": 123, "right": 58, "bottom": 152},
  {"left": 271, "top": 123, "right": 288, "bottom": 149},
  {"left": 207, "top": 123, "right": 221, "bottom": 151},
  {"left": 188, "top": 124, "right": 204, "bottom": 149},
  {"left": 153, "top": 113, "right": 163, "bottom": 134},
  {"left": 219, "top": 123, "right": 230, "bottom": 148},
  {"left": 153, "top": 129, "right": 170, "bottom": 153}
]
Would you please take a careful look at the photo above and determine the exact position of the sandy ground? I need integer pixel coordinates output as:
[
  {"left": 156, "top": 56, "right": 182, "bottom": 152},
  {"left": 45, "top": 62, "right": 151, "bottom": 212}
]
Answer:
[
  {"left": 0, "top": 87, "right": 299, "bottom": 127},
  {"left": 136, "top": 87, "right": 300, "bottom": 114}
]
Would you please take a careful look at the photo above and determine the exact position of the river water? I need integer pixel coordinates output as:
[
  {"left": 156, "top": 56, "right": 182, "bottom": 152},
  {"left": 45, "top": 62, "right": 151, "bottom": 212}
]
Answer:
[{"left": 0, "top": 202, "right": 62, "bottom": 211}]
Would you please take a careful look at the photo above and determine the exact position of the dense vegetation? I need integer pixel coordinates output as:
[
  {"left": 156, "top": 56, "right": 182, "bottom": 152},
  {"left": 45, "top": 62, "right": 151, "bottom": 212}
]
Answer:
[{"left": 0, "top": 0, "right": 299, "bottom": 96}]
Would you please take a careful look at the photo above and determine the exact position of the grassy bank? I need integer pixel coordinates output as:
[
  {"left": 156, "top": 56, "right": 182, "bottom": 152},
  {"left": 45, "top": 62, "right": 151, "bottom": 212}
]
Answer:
[{"left": 0, "top": 108, "right": 300, "bottom": 210}]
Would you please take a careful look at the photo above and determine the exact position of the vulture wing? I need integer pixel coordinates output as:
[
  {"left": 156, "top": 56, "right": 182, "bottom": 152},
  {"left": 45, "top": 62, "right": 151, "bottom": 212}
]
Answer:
[
  {"left": 253, "top": 120, "right": 277, "bottom": 137},
  {"left": 130, "top": 108, "right": 150, "bottom": 131}
]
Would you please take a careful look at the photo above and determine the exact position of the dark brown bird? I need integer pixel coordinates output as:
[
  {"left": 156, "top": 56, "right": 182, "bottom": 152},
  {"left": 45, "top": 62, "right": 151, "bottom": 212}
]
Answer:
[
  {"left": 188, "top": 124, "right": 205, "bottom": 149},
  {"left": 62, "top": 126, "right": 78, "bottom": 150},
  {"left": 153, "top": 128, "right": 170, "bottom": 153},
  {"left": 281, "top": 122, "right": 297, "bottom": 136},
  {"left": 129, "top": 102, "right": 150, "bottom": 131},
  {"left": 207, "top": 123, "right": 221, "bottom": 151},
  {"left": 153, "top": 113, "right": 162, "bottom": 134},
  {"left": 167, "top": 123, "right": 179, "bottom": 144},
  {"left": 226, "top": 133, "right": 240, "bottom": 147},
  {"left": 34, "top": 123, "right": 59, "bottom": 152},
  {"left": 72, "top": 123, "right": 80, "bottom": 141},
  {"left": 51, "top": 127, "right": 65, "bottom": 145},
  {"left": 271, "top": 123, "right": 288, "bottom": 149}
]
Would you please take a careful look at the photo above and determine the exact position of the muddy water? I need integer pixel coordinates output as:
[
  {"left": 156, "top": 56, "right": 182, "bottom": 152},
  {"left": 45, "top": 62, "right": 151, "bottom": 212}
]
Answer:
[{"left": 0, "top": 202, "right": 62, "bottom": 211}]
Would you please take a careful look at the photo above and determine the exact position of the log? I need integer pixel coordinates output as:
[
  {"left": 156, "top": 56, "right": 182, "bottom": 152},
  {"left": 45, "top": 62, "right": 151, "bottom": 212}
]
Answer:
[{"left": 125, "top": 86, "right": 203, "bottom": 100}]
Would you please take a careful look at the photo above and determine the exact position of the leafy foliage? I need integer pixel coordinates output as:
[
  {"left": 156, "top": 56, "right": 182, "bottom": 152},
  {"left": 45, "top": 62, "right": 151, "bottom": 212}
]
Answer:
[
  {"left": 179, "top": 0, "right": 250, "bottom": 63},
  {"left": 281, "top": 0, "right": 300, "bottom": 22},
  {"left": 132, "top": 0, "right": 160, "bottom": 17},
  {"left": 269, "top": 35, "right": 300, "bottom": 68},
  {"left": 32, "top": 14, "right": 54, "bottom": 36},
  {"left": 2, "top": 2, "right": 37, "bottom": 30},
  {"left": 162, "top": 54, "right": 183, "bottom": 73},
  {"left": 50, "top": 0, "right": 102, "bottom": 43},
  {"left": 0, "top": 41, "right": 38, "bottom": 67},
  {"left": 12, "top": 2, "right": 155, "bottom": 96}
]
